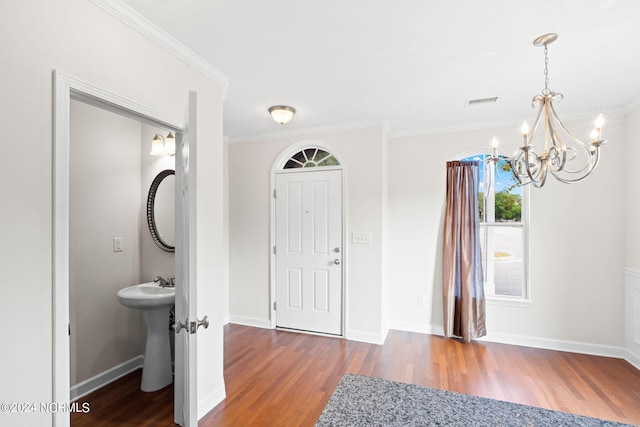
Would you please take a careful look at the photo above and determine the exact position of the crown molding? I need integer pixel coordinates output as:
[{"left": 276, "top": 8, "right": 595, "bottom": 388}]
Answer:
[
  {"left": 387, "top": 106, "right": 632, "bottom": 140},
  {"left": 228, "top": 121, "right": 388, "bottom": 144},
  {"left": 619, "top": 99, "right": 640, "bottom": 116},
  {"left": 90, "top": 0, "right": 229, "bottom": 98},
  {"left": 387, "top": 119, "right": 519, "bottom": 139},
  {"left": 228, "top": 107, "right": 633, "bottom": 144}
]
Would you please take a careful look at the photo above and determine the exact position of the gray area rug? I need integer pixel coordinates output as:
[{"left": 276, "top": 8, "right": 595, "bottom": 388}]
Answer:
[{"left": 315, "top": 374, "right": 637, "bottom": 427}]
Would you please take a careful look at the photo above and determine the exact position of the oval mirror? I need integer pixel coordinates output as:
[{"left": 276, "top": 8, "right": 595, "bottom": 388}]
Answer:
[{"left": 146, "top": 169, "right": 175, "bottom": 252}]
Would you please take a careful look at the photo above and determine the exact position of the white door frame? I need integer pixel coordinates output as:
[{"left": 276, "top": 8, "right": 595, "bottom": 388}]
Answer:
[
  {"left": 52, "top": 71, "right": 183, "bottom": 426},
  {"left": 270, "top": 141, "right": 347, "bottom": 337}
]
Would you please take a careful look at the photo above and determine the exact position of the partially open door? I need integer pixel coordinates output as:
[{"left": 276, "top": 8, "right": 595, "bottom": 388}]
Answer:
[{"left": 174, "top": 91, "right": 199, "bottom": 426}]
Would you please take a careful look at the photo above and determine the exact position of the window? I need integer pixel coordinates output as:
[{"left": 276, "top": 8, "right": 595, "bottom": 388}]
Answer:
[
  {"left": 462, "top": 154, "right": 528, "bottom": 299},
  {"left": 283, "top": 148, "right": 339, "bottom": 169}
]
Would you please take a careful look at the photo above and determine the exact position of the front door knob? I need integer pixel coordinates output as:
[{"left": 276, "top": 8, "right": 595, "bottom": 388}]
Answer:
[{"left": 334, "top": 259, "right": 341, "bottom": 265}]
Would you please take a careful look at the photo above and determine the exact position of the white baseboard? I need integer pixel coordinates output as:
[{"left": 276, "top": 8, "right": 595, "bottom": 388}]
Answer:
[
  {"left": 230, "top": 316, "right": 391, "bottom": 344},
  {"left": 389, "top": 322, "right": 635, "bottom": 366},
  {"left": 71, "top": 355, "right": 144, "bottom": 401},
  {"left": 228, "top": 315, "right": 272, "bottom": 329},
  {"left": 198, "top": 384, "right": 226, "bottom": 420},
  {"left": 346, "top": 328, "right": 388, "bottom": 345},
  {"left": 624, "top": 349, "right": 640, "bottom": 371},
  {"left": 388, "top": 320, "right": 444, "bottom": 337},
  {"left": 229, "top": 314, "right": 389, "bottom": 344},
  {"left": 625, "top": 267, "right": 640, "bottom": 371},
  {"left": 479, "top": 332, "right": 626, "bottom": 359},
  {"left": 228, "top": 314, "right": 638, "bottom": 371}
]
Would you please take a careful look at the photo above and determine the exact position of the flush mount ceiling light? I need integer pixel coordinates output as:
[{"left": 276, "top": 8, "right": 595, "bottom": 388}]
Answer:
[
  {"left": 493, "top": 33, "right": 606, "bottom": 188},
  {"left": 150, "top": 132, "right": 175, "bottom": 156},
  {"left": 268, "top": 105, "right": 296, "bottom": 124}
]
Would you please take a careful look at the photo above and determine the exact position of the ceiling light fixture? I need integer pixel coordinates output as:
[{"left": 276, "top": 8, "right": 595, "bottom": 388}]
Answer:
[
  {"left": 268, "top": 105, "right": 296, "bottom": 124},
  {"left": 150, "top": 132, "right": 175, "bottom": 156},
  {"left": 496, "top": 33, "right": 606, "bottom": 187}
]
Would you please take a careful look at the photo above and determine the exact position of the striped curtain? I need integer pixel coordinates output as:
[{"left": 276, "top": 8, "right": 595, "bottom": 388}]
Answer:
[{"left": 442, "top": 160, "right": 486, "bottom": 342}]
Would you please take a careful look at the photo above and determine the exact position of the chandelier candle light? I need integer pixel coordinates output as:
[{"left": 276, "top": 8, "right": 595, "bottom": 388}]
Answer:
[{"left": 504, "top": 33, "right": 607, "bottom": 187}]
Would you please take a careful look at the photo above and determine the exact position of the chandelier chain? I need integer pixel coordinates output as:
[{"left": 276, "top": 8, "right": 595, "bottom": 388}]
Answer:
[{"left": 543, "top": 44, "right": 550, "bottom": 95}]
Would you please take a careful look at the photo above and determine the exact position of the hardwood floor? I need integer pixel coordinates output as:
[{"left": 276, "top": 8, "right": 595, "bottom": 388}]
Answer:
[
  {"left": 72, "top": 324, "right": 640, "bottom": 426},
  {"left": 70, "top": 368, "right": 173, "bottom": 426}
]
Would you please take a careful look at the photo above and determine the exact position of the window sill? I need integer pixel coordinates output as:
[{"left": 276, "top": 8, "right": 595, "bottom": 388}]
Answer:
[{"left": 486, "top": 295, "right": 533, "bottom": 308}]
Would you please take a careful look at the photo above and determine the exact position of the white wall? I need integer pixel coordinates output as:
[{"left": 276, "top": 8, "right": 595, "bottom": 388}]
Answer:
[
  {"left": 0, "top": 1, "right": 226, "bottom": 425},
  {"left": 624, "top": 108, "right": 640, "bottom": 367},
  {"left": 388, "top": 116, "right": 626, "bottom": 351},
  {"left": 69, "top": 100, "right": 144, "bottom": 387},
  {"left": 228, "top": 115, "right": 628, "bottom": 355},
  {"left": 625, "top": 109, "right": 640, "bottom": 271},
  {"left": 228, "top": 128, "right": 388, "bottom": 342},
  {"left": 381, "top": 128, "right": 390, "bottom": 336},
  {"left": 222, "top": 142, "right": 230, "bottom": 324}
]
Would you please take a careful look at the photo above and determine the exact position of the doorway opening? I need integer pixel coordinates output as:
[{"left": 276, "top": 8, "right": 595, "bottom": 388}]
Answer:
[
  {"left": 68, "top": 99, "right": 176, "bottom": 397},
  {"left": 270, "top": 142, "right": 346, "bottom": 337},
  {"left": 53, "top": 71, "right": 190, "bottom": 426}
]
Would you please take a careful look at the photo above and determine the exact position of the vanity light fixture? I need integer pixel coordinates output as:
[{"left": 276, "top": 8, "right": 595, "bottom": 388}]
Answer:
[
  {"left": 268, "top": 105, "right": 296, "bottom": 124},
  {"left": 150, "top": 132, "right": 175, "bottom": 156},
  {"left": 499, "top": 33, "right": 606, "bottom": 187}
]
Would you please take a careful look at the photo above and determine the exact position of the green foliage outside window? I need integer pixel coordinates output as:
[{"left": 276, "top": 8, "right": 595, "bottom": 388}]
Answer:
[{"left": 495, "top": 190, "right": 521, "bottom": 221}]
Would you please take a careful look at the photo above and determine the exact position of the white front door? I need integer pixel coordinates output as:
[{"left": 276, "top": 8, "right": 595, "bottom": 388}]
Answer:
[
  {"left": 275, "top": 169, "right": 343, "bottom": 335},
  {"left": 174, "top": 91, "right": 198, "bottom": 426}
]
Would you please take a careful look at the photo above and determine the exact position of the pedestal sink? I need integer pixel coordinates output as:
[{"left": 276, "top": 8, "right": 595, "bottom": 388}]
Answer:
[{"left": 117, "top": 282, "right": 175, "bottom": 392}]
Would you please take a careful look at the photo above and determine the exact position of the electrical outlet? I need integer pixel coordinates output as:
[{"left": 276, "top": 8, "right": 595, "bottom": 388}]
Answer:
[{"left": 113, "top": 237, "right": 124, "bottom": 252}]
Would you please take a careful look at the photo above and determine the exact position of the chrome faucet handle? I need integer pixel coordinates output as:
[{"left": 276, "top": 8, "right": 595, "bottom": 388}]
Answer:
[{"left": 154, "top": 276, "right": 173, "bottom": 287}]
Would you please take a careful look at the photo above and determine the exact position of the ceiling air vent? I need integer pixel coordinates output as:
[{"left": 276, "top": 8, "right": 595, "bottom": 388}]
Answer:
[{"left": 465, "top": 96, "right": 498, "bottom": 106}]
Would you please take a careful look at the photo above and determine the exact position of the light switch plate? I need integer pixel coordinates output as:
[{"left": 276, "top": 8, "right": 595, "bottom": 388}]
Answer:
[
  {"left": 113, "top": 237, "right": 124, "bottom": 252},
  {"left": 351, "top": 232, "right": 372, "bottom": 244}
]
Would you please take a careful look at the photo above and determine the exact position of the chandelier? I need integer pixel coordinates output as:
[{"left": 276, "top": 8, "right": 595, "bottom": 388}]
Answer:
[{"left": 506, "top": 33, "right": 607, "bottom": 187}]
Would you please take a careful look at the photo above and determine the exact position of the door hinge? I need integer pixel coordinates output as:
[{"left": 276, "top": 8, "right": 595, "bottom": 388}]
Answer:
[
  {"left": 273, "top": 301, "right": 276, "bottom": 311},
  {"left": 273, "top": 245, "right": 276, "bottom": 254},
  {"left": 273, "top": 189, "right": 276, "bottom": 198},
  {"left": 68, "top": 323, "right": 71, "bottom": 336}
]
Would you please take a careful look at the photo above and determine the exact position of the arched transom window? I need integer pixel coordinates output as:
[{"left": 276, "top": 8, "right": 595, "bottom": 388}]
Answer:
[{"left": 283, "top": 148, "right": 340, "bottom": 169}]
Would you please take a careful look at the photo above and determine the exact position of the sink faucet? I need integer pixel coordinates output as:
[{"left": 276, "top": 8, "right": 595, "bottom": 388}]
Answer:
[{"left": 154, "top": 276, "right": 175, "bottom": 288}]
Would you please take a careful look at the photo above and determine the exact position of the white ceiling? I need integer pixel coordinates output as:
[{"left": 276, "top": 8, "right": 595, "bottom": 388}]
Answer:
[{"left": 120, "top": 0, "right": 640, "bottom": 143}]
